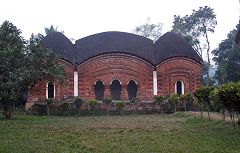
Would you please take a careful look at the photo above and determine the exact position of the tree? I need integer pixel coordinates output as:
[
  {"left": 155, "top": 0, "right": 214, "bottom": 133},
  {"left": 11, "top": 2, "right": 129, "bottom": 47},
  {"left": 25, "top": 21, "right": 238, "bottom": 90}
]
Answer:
[
  {"left": 0, "top": 21, "right": 65, "bottom": 119},
  {"left": 194, "top": 86, "right": 214, "bottom": 121},
  {"left": 217, "top": 82, "right": 240, "bottom": 127},
  {"left": 0, "top": 21, "right": 26, "bottom": 119},
  {"left": 172, "top": 6, "right": 217, "bottom": 86},
  {"left": 133, "top": 17, "right": 163, "bottom": 42},
  {"left": 212, "top": 24, "right": 240, "bottom": 84},
  {"left": 168, "top": 93, "right": 179, "bottom": 112},
  {"left": 37, "top": 25, "right": 63, "bottom": 40},
  {"left": 74, "top": 97, "right": 85, "bottom": 116},
  {"left": 179, "top": 93, "right": 194, "bottom": 111}
]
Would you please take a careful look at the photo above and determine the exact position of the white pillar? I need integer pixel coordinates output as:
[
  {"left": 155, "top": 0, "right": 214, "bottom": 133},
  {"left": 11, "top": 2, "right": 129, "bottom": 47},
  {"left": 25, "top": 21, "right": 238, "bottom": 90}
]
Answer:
[
  {"left": 153, "top": 71, "right": 158, "bottom": 95},
  {"left": 74, "top": 71, "right": 78, "bottom": 97}
]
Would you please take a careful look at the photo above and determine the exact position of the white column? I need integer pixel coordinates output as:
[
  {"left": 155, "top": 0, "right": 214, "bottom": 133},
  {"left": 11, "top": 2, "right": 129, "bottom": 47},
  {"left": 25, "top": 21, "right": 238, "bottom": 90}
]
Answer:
[
  {"left": 74, "top": 71, "right": 78, "bottom": 97},
  {"left": 153, "top": 71, "right": 158, "bottom": 95}
]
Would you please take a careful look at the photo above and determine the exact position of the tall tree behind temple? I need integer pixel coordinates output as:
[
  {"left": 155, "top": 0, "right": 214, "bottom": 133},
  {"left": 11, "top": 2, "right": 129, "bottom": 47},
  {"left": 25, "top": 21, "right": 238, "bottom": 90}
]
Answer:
[
  {"left": 172, "top": 6, "right": 217, "bottom": 86},
  {"left": 212, "top": 24, "right": 240, "bottom": 84},
  {"left": 37, "top": 25, "right": 64, "bottom": 40},
  {"left": 133, "top": 17, "right": 163, "bottom": 42}
]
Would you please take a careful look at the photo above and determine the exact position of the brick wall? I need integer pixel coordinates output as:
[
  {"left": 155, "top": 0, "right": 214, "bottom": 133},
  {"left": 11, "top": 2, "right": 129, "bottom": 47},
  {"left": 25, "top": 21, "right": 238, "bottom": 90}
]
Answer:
[
  {"left": 156, "top": 57, "right": 202, "bottom": 96},
  {"left": 77, "top": 53, "right": 154, "bottom": 100}
]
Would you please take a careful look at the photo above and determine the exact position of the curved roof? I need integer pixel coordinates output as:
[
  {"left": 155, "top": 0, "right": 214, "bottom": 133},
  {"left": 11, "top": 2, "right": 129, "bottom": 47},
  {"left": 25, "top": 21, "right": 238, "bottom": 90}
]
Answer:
[
  {"left": 41, "top": 32, "right": 75, "bottom": 64},
  {"left": 154, "top": 32, "right": 202, "bottom": 64},
  {"left": 75, "top": 31, "right": 154, "bottom": 64},
  {"left": 41, "top": 31, "right": 202, "bottom": 66}
]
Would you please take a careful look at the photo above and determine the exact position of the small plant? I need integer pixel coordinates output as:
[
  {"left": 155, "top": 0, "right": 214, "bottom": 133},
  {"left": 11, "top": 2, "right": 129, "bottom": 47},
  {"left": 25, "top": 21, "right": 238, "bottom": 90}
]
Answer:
[
  {"left": 102, "top": 97, "right": 112, "bottom": 105},
  {"left": 168, "top": 93, "right": 179, "bottom": 112},
  {"left": 88, "top": 99, "right": 97, "bottom": 107},
  {"left": 60, "top": 102, "right": 69, "bottom": 116},
  {"left": 74, "top": 97, "right": 85, "bottom": 116},
  {"left": 115, "top": 101, "right": 125, "bottom": 115},
  {"left": 154, "top": 96, "right": 164, "bottom": 105},
  {"left": 179, "top": 93, "right": 194, "bottom": 111},
  {"left": 45, "top": 98, "right": 53, "bottom": 115},
  {"left": 102, "top": 97, "right": 112, "bottom": 115}
]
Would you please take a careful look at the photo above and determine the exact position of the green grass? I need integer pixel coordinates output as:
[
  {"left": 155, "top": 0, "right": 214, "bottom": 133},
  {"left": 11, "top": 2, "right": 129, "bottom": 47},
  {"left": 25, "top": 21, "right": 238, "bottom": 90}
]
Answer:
[{"left": 0, "top": 112, "right": 240, "bottom": 153}]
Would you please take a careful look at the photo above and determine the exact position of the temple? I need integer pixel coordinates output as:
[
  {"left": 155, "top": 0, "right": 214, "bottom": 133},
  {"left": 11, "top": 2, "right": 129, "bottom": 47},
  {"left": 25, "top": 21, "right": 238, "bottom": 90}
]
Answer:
[{"left": 25, "top": 31, "right": 202, "bottom": 110}]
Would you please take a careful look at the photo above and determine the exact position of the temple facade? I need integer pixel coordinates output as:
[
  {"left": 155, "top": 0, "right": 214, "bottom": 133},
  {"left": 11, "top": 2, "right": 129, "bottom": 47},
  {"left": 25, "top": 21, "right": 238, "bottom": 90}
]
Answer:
[{"left": 25, "top": 31, "right": 202, "bottom": 110}]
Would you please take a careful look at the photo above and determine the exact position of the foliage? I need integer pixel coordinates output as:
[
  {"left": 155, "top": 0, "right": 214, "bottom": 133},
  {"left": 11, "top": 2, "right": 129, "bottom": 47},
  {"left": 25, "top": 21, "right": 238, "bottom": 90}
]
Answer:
[
  {"left": 168, "top": 93, "right": 179, "bottom": 104},
  {"left": 212, "top": 23, "right": 240, "bottom": 84},
  {"left": 37, "top": 25, "right": 64, "bottom": 40},
  {"left": 172, "top": 6, "right": 217, "bottom": 86},
  {"left": 73, "top": 97, "right": 84, "bottom": 108},
  {"left": 133, "top": 17, "right": 163, "bottom": 42},
  {"left": 102, "top": 97, "right": 112, "bottom": 105},
  {"left": 115, "top": 101, "right": 125, "bottom": 110},
  {"left": 179, "top": 93, "right": 194, "bottom": 111},
  {"left": 45, "top": 98, "right": 53, "bottom": 105},
  {"left": 60, "top": 102, "right": 69, "bottom": 111},
  {"left": 88, "top": 99, "right": 97, "bottom": 106},
  {"left": 168, "top": 93, "right": 179, "bottom": 112},
  {"left": 194, "top": 86, "right": 214, "bottom": 120},
  {"left": 217, "top": 82, "right": 240, "bottom": 126},
  {"left": 0, "top": 21, "right": 65, "bottom": 119},
  {"left": 154, "top": 95, "right": 164, "bottom": 105}
]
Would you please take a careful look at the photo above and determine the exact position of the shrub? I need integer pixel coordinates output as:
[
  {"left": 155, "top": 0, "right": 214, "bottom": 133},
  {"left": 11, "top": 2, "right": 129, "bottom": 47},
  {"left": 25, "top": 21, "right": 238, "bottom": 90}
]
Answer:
[
  {"left": 88, "top": 99, "right": 97, "bottom": 106},
  {"left": 194, "top": 86, "right": 214, "bottom": 121},
  {"left": 102, "top": 97, "right": 112, "bottom": 105},
  {"left": 115, "top": 101, "right": 125, "bottom": 110},
  {"left": 74, "top": 97, "right": 85, "bottom": 116},
  {"left": 154, "top": 96, "right": 164, "bottom": 105},
  {"left": 168, "top": 93, "right": 179, "bottom": 112},
  {"left": 218, "top": 82, "right": 240, "bottom": 126},
  {"left": 179, "top": 93, "right": 194, "bottom": 111}
]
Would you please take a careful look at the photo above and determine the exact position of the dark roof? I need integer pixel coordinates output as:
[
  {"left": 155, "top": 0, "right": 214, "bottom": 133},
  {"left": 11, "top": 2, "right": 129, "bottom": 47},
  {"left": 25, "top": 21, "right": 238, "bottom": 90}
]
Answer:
[
  {"left": 75, "top": 31, "right": 154, "bottom": 64},
  {"left": 41, "top": 32, "right": 75, "bottom": 64},
  {"left": 41, "top": 31, "right": 202, "bottom": 66},
  {"left": 154, "top": 32, "right": 202, "bottom": 65}
]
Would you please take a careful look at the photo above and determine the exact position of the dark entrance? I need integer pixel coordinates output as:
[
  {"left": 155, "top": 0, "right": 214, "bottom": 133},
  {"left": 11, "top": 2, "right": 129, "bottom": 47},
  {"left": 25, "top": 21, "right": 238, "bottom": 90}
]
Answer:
[
  {"left": 127, "top": 80, "right": 137, "bottom": 100},
  {"left": 176, "top": 81, "right": 183, "bottom": 95},
  {"left": 94, "top": 80, "right": 105, "bottom": 101},
  {"left": 110, "top": 80, "right": 121, "bottom": 100},
  {"left": 48, "top": 82, "right": 54, "bottom": 98}
]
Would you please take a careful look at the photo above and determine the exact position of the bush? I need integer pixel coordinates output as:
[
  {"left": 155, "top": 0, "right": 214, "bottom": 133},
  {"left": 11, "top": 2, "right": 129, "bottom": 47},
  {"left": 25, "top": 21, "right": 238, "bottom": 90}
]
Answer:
[
  {"left": 168, "top": 93, "right": 179, "bottom": 112},
  {"left": 88, "top": 99, "right": 97, "bottom": 106},
  {"left": 218, "top": 82, "right": 240, "bottom": 126},
  {"left": 194, "top": 86, "right": 214, "bottom": 121},
  {"left": 115, "top": 101, "right": 125, "bottom": 110},
  {"left": 179, "top": 93, "right": 194, "bottom": 111},
  {"left": 154, "top": 96, "right": 164, "bottom": 105},
  {"left": 102, "top": 97, "right": 112, "bottom": 105}
]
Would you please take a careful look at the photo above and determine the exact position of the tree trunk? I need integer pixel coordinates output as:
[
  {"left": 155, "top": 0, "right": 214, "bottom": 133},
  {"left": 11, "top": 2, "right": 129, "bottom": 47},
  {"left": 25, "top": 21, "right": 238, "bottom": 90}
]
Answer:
[
  {"left": 222, "top": 109, "right": 225, "bottom": 121},
  {"left": 207, "top": 106, "right": 211, "bottom": 121},
  {"left": 204, "top": 30, "right": 211, "bottom": 86}
]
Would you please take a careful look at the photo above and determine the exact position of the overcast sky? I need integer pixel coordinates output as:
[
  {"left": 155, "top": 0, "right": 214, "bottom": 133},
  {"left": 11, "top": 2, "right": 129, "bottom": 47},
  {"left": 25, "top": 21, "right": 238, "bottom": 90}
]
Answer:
[{"left": 1, "top": 0, "right": 239, "bottom": 53}]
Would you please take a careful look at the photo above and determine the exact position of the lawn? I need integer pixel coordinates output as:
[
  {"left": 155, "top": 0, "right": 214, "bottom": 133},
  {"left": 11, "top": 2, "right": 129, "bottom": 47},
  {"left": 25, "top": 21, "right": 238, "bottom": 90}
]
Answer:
[{"left": 0, "top": 112, "right": 240, "bottom": 153}]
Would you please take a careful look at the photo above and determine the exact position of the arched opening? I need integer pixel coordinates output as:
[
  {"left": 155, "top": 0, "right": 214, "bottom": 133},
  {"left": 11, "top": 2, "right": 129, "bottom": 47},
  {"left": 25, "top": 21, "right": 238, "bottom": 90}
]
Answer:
[
  {"left": 176, "top": 80, "right": 184, "bottom": 95},
  {"left": 127, "top": 80, "right": 137, "bottom": 100},
  {"left": 47, "top": 82, "right": 55, "bottom": 99},
  {"left": 94, "top": 80, "right": 105, "bottom": 101},
  {"left": 110, "top": 80, "right": 121, "bottom": 100}
]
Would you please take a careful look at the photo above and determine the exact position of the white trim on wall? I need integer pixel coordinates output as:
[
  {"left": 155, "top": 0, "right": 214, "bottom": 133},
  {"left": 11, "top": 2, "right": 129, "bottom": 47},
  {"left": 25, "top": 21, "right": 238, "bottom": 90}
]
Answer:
[
  {"left": 153, "top": 71, "right": 158, "bottom": 95},
  {"left": 74, "top": 71, "right": 78, "bottom": 97}
]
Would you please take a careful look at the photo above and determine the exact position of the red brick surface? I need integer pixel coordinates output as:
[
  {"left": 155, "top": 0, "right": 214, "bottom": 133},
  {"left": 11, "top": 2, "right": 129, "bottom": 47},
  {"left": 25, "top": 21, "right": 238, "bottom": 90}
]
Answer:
[{"left": 26, "top": 54, "right": 202, "bottom": 110}]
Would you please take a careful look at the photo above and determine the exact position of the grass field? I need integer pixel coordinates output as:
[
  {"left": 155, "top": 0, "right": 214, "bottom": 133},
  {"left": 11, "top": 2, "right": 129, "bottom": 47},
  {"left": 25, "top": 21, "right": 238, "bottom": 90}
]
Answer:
[{"left": 1, "top": 112, "right": 240, "bottom": 153}]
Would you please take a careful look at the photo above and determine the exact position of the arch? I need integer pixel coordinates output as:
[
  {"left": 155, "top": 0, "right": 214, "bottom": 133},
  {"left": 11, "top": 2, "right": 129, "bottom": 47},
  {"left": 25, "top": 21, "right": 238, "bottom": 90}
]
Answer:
[
  {"left": 110, "top": 80, "right": 121, "bottom": 100},
  {"left": 94, "top": 80, "right": 105, "bottom": 101},
  {"left": 175, "top": 80, "right": 184, "bottom": 95},
  {"left": 46, "top": 82, "right": 55, "bottom": 99},
  {"left": 127, "top": 80, "right": 138, "bottom": 100}
]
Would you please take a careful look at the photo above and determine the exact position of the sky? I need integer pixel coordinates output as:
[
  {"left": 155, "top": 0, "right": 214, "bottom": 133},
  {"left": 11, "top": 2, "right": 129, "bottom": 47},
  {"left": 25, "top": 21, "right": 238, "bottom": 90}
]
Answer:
[{"left": 0, "top": 0, "right": 239, "bottom": 55}]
